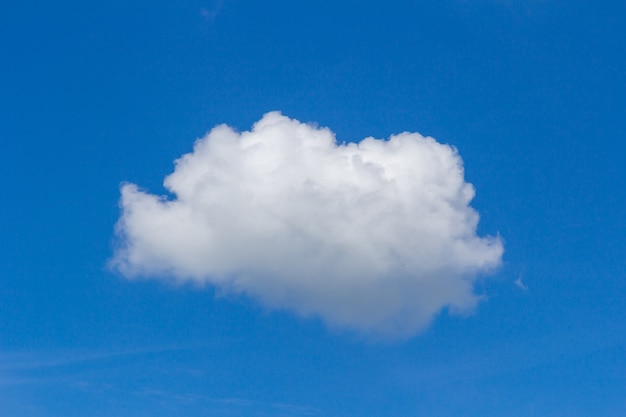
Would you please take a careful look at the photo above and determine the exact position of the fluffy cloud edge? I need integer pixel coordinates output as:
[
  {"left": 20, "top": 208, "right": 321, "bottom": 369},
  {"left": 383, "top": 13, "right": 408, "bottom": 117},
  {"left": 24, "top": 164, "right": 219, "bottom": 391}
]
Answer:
[{"left": 110, "top": 112, "right": 504, "bottom": 338}]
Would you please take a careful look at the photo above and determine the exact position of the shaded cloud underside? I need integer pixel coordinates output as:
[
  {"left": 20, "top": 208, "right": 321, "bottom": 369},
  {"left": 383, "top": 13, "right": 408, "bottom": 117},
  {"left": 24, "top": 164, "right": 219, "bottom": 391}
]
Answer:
[{"left": 112, "top": 112, "right": 503, "bottom": 337}]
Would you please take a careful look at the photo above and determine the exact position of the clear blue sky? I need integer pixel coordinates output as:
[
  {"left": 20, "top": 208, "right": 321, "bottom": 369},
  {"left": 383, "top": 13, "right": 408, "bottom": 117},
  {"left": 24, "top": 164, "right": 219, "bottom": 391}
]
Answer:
[{"left": 2, "top": 0, "right": 626, "bottom": 416}]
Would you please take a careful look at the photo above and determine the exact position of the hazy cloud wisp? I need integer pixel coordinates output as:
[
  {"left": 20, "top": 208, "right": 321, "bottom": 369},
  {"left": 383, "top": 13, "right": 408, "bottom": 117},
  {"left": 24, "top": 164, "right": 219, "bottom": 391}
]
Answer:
[{"left": 112, "top": 112, "right": 503, "bottom": 337}]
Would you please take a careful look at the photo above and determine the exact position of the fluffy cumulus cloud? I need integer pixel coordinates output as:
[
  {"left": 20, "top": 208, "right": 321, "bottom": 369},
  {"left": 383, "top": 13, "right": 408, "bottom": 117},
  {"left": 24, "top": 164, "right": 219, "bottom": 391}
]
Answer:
[{"left": 112, "top": 112, "right": 503, "bottom": 337}]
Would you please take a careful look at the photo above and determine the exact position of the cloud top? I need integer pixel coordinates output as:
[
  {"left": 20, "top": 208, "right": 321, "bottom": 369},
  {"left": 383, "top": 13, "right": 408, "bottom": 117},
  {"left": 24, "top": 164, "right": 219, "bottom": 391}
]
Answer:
[{"left": 112, "top": 112, "right": 503, "bottom": 337}]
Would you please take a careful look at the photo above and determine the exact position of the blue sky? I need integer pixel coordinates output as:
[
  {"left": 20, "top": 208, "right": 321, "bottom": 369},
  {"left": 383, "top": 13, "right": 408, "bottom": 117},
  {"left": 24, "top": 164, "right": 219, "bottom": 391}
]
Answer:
[{"left": 2, "top": 0, "right": 626, "bottom": 416}]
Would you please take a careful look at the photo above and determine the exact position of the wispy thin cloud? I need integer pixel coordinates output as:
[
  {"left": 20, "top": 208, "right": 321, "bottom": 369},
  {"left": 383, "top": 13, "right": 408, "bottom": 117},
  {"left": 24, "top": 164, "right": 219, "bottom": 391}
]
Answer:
[
  {"left": 515, "top": 275, "right": 528, "bottom": 291},
  {"left": 200, "top": 0, "right": 224, "bottom": 22},
  {"left": 137, "top": 387, "right": 320, "bottom": 416}
]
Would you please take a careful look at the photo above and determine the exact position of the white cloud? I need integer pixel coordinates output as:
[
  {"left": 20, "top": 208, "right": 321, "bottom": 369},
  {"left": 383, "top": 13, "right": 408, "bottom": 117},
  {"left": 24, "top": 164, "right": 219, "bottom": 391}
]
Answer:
[{"left": 111, "top": 112, "right": 503, "bottom": 337}]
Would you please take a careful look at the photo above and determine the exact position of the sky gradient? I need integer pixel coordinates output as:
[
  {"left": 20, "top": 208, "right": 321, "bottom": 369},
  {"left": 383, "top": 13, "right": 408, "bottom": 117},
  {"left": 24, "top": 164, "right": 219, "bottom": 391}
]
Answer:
[{"left": 2, "top": 0, "right": 626, "bottom": 416}]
